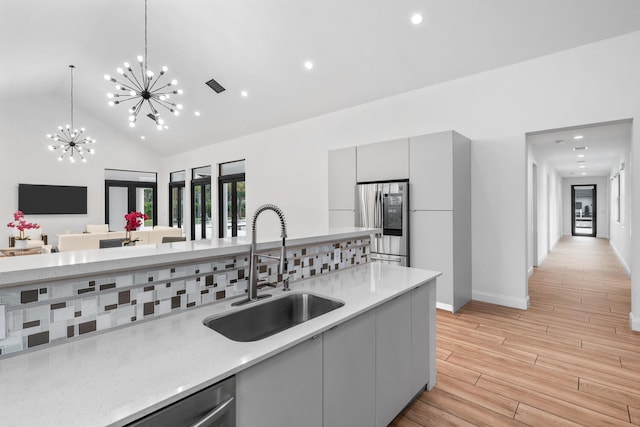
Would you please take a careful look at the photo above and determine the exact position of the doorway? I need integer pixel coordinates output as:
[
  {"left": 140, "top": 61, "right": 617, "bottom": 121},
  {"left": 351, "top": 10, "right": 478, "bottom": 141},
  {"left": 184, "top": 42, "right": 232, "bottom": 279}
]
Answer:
[
  {"left": 571, "top": 185, "right": 596, "bottom": 237},
  {"left": 191, "top": 166, "right": 212, "bottom": 241}
]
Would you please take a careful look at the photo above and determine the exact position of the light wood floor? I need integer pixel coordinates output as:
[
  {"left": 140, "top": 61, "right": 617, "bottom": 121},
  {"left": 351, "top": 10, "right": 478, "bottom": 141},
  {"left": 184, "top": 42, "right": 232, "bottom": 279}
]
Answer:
[{"left": 392, "top": 236, "right": 640, "bottom": 426}]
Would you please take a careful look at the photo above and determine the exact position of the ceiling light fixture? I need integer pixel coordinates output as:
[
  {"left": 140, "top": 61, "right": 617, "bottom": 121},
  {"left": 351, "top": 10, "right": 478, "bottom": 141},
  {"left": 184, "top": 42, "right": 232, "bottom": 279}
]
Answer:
[
  {"left": 104, "top": 0, "right": 183, "bottom": 130},
  {"left": 194, "top": 111, "right": 201, "bottom": 117},
  {"left": 572, "top": 146, "right": 589, "bottom": 151},
  {"left": 241, "top": 90, "right": 248, "bottom": 98},
  {"left": 577, "top": 154, "right": 585, "bottom": 158},
  {"left": 579, "top": 165, "right": 587, "bottom": 169},
  {"left": 574, "top": 135, "right": 584, "bottom": 140},
  {"left": 304, "top": 60, "right": 314, "bottom": 70},
  {"left": 47, "top": 65, "right": 96, "bottom": 163},
  {"left": 411, "top": 13, "right": 424, "bottom": 25},
  {"left": 581, "top": 172, "right": 587, "bottom": 176}
]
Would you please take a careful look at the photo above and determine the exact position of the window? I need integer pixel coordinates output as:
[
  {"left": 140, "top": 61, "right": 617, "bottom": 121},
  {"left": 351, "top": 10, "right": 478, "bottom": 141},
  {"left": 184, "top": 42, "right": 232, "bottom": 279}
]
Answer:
[
  {"left": 218, "top": 160, "right": 246, "bottom": 238},
  {"left": 105, "top": 169, "right": 157, "bottom": 231},
  {"left": 169, "top": 170, "right": 185, "bottom": 232},
  {"left": 191, "top": 166, "right": 212, "bottom": 240}
]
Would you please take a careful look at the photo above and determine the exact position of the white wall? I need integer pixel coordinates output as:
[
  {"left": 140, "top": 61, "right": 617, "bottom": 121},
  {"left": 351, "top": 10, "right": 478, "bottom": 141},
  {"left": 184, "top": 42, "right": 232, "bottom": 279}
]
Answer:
[
  {"left": 0, "top": 94, "right": 163, "bottom": 246},
  {"left": 610, "top": 142, "right": 632, "bottom": 274},
  {"left": 561, "top": 176, "right": 609, "bottom": 238},
  {"left": 160, "top": 31, "right": 640, "bottom": 312}
]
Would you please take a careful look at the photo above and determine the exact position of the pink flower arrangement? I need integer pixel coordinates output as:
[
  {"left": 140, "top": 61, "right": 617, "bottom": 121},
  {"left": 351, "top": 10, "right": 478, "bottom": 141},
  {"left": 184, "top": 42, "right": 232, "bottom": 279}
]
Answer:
[
  {"left": 7, "top": 210, "right": 40, "bottom": 240},
  {"left": 124, "top": 211, "right": 149, "bottom": 232}
]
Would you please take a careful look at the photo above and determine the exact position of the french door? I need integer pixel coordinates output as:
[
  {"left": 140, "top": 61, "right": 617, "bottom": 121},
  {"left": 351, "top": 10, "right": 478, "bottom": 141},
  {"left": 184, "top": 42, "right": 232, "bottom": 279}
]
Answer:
[
  {"left": 169, "top": 183, "right": 185, "bottom": 231},
  {"left": 191, "top": 179, "right": 211, "bottom": 240},
  {"left": 571, "top": 185, "right": 596, "bottom": 237},
  {"left": 105, "top": 180, "right": 157, "bottom": 231},
  {"left": 219, "top": 174, "right": 246, "bottom": 238}
]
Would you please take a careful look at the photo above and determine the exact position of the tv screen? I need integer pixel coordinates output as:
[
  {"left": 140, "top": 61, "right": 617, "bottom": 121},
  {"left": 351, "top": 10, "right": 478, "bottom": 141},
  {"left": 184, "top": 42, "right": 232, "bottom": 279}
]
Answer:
[{"left": 19, "top": 184, "right": 87, "bottom": 215}]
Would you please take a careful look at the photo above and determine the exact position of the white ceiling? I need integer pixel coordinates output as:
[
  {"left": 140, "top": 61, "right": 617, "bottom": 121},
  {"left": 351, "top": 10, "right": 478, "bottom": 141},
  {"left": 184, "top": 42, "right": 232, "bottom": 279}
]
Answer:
[
  {"left": 527, "top": 120, "right": 632, "bottom": 178},
  {"left": 2, "top": 0, "right": 640, "bottom": 156}
]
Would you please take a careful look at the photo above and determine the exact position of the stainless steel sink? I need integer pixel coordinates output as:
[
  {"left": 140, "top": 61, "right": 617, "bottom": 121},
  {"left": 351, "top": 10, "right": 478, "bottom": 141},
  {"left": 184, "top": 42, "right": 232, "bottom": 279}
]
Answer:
[{"left": 203, "top": 293, "right": 345, "bottom": 342}]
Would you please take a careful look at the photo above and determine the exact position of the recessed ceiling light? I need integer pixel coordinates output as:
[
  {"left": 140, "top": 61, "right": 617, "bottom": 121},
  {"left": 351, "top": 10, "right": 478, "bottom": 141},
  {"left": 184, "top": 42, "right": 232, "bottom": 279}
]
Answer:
[
  {"left": 241, "top": 90, "right": 248, "bottom": 98},
  {"left": 579, "top": 165, "right": 586, "bottom": 169},
  {"left": 140, "top": 136, "right": 146, "bottom": 140},
  {"left": 577, "top": 154, "right": 585, "bottom": 158},
  {"left": 574, "top": 135, "right": 584, "bottom": 140},
  {"left": 411, "top": 13, "right": 424, "bottom": 25},
  {"left": 581, "top": 172, "right": 587, "bottom": 176},
  {"left": 304, "top": 60, "right": 314, "bottom": 70},
  {"left": 194, "top": 111, "right": 201, "bottom": 117}
]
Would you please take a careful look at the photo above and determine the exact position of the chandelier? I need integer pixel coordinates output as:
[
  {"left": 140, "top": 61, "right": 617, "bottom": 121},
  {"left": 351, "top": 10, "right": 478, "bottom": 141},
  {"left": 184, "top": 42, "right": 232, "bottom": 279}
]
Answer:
[
  {"left": 47, "top": 65, "right": 96, "bottom": 163},
  {"left": 104, "top": 0, "right": 183, "bottom": 130}
]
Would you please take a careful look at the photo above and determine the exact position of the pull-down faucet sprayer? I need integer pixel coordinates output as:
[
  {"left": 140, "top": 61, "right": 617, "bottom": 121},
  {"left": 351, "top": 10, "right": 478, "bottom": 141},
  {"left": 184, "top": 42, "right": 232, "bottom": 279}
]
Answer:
[{"left": 232, "top": 204, "right": 288, "bottom": 306}]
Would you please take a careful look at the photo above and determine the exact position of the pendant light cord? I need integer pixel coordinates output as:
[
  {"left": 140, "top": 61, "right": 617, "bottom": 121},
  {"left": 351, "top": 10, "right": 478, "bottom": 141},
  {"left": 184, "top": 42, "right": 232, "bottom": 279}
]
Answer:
[
  {"left": 69, "top": 65, "right": 75, "bottom": 129},
  {"left": 144, "top": 0, "right": 148, "bottom": 74}
]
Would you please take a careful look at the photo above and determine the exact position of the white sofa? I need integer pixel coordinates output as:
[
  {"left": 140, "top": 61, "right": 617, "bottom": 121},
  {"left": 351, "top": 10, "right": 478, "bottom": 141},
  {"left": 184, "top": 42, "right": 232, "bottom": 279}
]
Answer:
[{"left": 57, "top": 227, "right": 183, "bottom": 252}]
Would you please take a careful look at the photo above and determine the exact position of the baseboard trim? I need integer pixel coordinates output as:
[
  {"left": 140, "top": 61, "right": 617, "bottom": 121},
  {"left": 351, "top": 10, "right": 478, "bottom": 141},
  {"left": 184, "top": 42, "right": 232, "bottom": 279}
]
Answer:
[
  {"left": 630, "top": 312, "right": 640, "bottom": 332},
  {"left": 436, "top": 302, "right": 454, "bottom": 312},
  {"left": 609, "top": 241, "right": 631, "bottom": 276},
  {"left": 472, "top": 291, "right": 529, "bottom": 310},
  {"left": 527, "top": 267, "right": 534, "bottom": 278}
]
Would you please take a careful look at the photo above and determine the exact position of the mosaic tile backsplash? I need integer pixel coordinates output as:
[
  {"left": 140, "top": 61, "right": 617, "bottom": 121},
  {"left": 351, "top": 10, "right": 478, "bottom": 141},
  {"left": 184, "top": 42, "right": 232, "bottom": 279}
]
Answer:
[{"left": 0, "top": 238, "right": 370, "bottom": 357}]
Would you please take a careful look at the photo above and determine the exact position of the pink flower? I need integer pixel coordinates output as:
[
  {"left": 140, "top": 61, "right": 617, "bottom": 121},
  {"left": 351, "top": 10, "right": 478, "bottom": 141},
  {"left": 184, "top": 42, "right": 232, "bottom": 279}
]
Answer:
[{"left": 7, "top": 211, "right": 39, "bottom": 240}]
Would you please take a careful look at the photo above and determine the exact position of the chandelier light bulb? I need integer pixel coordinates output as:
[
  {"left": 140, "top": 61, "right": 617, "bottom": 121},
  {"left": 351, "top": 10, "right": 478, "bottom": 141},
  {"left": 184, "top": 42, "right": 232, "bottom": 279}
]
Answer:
[
  {"left": 177, "top": 104, "right": 183, "bottom": 109},
  {"left": 129, "top": 122, "right": 136, "bottom": 128},
  {"left": 162, "top": 66, "right": 168, "bottom": 72},
  {"left": 171, "top": 79, "right": 178, "bottom": 85},
  {"left": 137, "top": 55, "right": 144, "bottom": 63},
  {"left": 117, "top": 67, "right": 124, "bottom": 74}
]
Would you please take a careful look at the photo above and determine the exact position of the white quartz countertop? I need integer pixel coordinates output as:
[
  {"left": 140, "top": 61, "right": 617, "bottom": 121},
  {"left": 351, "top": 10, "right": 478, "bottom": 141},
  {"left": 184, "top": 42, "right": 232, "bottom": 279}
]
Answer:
[
  {"left": 0, "top": 227, "right": 379, "bottom": 288},
  {"left": 0, "top": 263, "right": 439, "bottom": 427}
]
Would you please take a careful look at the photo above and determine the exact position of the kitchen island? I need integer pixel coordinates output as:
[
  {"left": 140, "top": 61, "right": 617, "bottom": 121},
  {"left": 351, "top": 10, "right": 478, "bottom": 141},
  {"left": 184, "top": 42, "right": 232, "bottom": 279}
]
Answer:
[{"left": 0, "top": 228, "right": 439, "bottom": 426}]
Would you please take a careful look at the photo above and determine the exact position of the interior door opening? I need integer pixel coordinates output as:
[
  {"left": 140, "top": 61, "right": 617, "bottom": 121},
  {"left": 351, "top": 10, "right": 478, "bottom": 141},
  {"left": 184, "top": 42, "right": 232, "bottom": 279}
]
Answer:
[{"left": 571, "top": 185, "right": 596, "bottom": 237}]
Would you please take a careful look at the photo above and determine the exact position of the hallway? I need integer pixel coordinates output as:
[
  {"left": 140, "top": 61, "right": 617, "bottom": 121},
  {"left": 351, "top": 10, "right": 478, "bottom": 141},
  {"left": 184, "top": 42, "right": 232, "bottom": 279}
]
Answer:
[{"left": 392, "top": 236, "right": 639, "bottom": 426}]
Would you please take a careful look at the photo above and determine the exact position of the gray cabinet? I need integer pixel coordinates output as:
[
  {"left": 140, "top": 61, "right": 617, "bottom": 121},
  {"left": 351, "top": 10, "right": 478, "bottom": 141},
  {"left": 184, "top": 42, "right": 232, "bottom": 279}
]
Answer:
[
  {"left": 323, "top": 309, "right": 376, "bottom": 427},
  {"left": 409, "top": 131, "right": 471, "bottom": 312},
  {"left": 236, "top": 336, "right": 323, "bottom": 427},
  {"left": 375, "top": 292, "right": 413, "bottom": 427},
  {"left": 356, "top": 138, "right": 409, "bottom": 182},
  {"left": 412, "top": 282, "right": 437, "bottom": 392}
]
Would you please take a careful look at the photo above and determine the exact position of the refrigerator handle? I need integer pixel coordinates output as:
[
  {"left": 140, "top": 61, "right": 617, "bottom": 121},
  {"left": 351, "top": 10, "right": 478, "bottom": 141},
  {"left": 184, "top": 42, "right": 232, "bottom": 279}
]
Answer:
[{"left": 375, "top": 188, "right": 382, "bottom": 228}]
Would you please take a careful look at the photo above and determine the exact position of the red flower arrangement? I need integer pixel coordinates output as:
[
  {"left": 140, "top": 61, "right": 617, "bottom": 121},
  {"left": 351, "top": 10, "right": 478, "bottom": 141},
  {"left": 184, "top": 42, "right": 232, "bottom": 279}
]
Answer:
[
  {"left": 7, "top": 210, "right": 40, "bottom": 240},
  {"left": 124, "top": 211, "right": 149, "bottom": 232}
]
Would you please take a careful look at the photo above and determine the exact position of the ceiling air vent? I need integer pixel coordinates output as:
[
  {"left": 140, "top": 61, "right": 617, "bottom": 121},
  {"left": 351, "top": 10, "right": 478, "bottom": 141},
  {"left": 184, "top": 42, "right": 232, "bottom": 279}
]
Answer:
[{"left": 205, "top": 78, "right": 226, "bottom": 94}]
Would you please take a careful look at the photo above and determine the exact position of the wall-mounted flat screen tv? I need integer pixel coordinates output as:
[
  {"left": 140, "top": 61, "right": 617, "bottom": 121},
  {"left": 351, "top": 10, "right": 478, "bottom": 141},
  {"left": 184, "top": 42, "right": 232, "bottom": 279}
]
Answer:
[{"left": 18, "top": 184, "right": 87, "bottom": 215}]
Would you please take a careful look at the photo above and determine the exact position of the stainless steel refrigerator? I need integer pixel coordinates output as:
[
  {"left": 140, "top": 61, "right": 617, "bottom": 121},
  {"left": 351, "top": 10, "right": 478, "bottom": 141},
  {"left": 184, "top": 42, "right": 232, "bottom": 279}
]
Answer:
[{"left": 355, "top": 180, "right": 409, "bottom": 266}]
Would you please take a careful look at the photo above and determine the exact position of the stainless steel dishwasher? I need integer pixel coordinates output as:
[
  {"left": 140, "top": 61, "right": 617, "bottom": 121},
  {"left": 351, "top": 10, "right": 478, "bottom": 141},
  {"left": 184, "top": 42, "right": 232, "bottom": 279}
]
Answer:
[{"left": 126, "top": 376, "right": 235, "bottom": 427}]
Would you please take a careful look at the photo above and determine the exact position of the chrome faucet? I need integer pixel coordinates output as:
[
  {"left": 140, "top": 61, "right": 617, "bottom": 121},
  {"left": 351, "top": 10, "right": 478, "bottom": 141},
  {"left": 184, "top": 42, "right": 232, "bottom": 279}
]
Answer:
[{"left": 233, "top": 204, "right": 288, "bottom": 306}]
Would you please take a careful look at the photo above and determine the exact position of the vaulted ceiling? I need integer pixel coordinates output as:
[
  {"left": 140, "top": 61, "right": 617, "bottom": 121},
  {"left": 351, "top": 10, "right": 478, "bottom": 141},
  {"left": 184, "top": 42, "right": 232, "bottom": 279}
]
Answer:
[{"left": 2, "top": 0, "right": 640, "bottom": 156}]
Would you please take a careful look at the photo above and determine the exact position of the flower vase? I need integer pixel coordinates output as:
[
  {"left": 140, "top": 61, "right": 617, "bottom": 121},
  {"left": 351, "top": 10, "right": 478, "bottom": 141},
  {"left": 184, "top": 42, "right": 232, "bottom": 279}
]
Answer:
[
  {"left": 14, "top": 239, "right": 28, "bottom": 249},
  {"left": 124, "top": 231, "right": 132, "bottom": 246}
]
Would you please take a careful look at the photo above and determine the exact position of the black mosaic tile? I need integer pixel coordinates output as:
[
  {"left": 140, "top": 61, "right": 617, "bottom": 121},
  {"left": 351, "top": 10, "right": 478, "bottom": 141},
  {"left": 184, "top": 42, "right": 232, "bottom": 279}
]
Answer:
[
  {"left": 118, "top": 290, "right": 130, "bottom": 305},
  {"left": 105, "top": 304, "right": 117, "bottom": 311},
  {"left": 216, "top": 290, "right": 226, "bottom": 299},
  {"left": 89, "top": 281, "right": 96, "bottom": 287},
  {"left": 238, "top": 270, "right": 244, "bottom": 279},
  {"left": 143, "top": 302, "right": 154, "bottom": 316},
  {"left": 100, "top": 283, "right": 116, "bottom": 291},
  {"left": 75, "top": 311, "right": 82, "bottom": 318},
  {"left": 187, "top": 302, "right": 196, "bottom": 308},
  {"left": 79, "top": 320, "right": 96, "bottom": 335},
  {"left": 20, "top": 289, "right": 38, "bottom": 304},
  {"left": 206, "top": 275, "right": 213, "bottom": 286},
  {"left": 144, "top": 286, "right": 154, "bottom": 292},
  {"left": 67, "top": 326, "right": 74, "bottom": 338},
  {"left": 27, "top": 331, "right": 49, "bottom": 348},
  {"left": 177, "top": 290, "right": 186, "bottom": 296},
  {"left": 39, "top": 288, "right": 47, "bottom": 294},
  {"left": 171, "top": 296, "right": 181, "bottom": 309},
  {"left": 51, "top": 302, "right": 66, "bottom": 310},
  {"left": 201, "top": 289, "right": 209, "bottom": 295},
  {"left": 23, "top": 320, "right": 40, "bottom": 329},
  {"left": 78, "top": 288, "right": 94, "bottom": 295}
]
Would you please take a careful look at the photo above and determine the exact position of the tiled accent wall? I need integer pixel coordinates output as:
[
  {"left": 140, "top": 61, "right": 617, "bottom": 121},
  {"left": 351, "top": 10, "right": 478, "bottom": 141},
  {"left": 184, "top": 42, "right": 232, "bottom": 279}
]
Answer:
[{"left": 0, "top": 238, "right": 369, "bottom": 357}]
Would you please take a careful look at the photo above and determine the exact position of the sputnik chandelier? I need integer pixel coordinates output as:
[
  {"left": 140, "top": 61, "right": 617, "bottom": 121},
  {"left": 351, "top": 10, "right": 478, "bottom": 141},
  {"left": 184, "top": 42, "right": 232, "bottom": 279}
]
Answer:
[
  {"left": 104, "top": 0, "right": 183, "bottom": 130},
  {"left": 47, "top": 65, "right": 96, "bottom": 163}
]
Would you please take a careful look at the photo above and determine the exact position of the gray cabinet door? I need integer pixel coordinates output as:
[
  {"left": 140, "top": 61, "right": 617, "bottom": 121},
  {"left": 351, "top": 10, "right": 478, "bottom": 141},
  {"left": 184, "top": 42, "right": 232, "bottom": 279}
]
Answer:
[
  {"left": 375, "top": 292, "right": 413, "bottom": 427},
  {"left": 411, "top": 282, "right": 437, "bottom": 393},
  {"left": 236, "top": 336, "right": 323, "bottom": 427},
  {"left": 356, "top": 138, "right": 409, "bottom": 182},
  {"left": 409, "top": 132, "right": 453, "bottom": 211},
  {"left": 410, "top": 210, "right": 454, "bottom": 309},
  {"left": 323, "top": 309, "right": 376, "bottom": 427}
]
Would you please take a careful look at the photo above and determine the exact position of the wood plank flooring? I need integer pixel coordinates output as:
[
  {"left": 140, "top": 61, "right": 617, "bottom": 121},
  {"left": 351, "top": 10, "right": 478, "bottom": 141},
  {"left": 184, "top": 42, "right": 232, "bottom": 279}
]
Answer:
[{"left": 391, "top": 236, "right": 640, "bottom": 426}]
